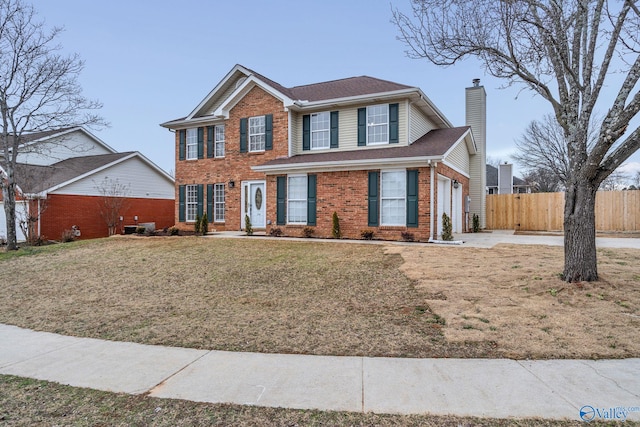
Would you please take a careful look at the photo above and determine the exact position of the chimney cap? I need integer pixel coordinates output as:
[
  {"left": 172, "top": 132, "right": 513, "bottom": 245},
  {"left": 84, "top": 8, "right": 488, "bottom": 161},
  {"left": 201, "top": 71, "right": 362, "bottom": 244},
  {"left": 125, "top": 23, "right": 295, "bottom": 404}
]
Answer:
[{"left": 472, "top": 78, "right": 481, "bottom": 87}]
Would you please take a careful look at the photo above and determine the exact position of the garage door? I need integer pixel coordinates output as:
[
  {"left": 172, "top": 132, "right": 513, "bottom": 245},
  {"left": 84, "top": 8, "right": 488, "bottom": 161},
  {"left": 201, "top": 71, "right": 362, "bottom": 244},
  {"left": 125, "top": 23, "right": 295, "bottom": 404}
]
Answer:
[{"left": 0, "top": 201, "right": 27, "bottom": 242}]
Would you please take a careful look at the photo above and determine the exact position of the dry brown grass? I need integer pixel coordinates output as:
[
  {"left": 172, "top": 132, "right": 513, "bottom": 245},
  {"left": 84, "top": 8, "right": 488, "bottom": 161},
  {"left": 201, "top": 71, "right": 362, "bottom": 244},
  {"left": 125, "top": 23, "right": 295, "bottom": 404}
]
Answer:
[
  {"left": 1, "top": 236, "right": 638, "bottom": 359},
  {"left": 386, "top": 243, "right": 640, "bottom": 359}
]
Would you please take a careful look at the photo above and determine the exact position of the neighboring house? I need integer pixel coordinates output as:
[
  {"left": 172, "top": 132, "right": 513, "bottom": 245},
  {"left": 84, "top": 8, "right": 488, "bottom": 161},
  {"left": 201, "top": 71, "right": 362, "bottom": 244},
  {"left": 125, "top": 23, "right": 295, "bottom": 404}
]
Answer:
[
  {"left": 486, "top": 164, "right": 531, "bottom": 194},
  {"left": 0, "top": 127, "right": 174, "bottom": 241},
  {"left": 161, "top": 65, "right": 487, "bottom": 241}
]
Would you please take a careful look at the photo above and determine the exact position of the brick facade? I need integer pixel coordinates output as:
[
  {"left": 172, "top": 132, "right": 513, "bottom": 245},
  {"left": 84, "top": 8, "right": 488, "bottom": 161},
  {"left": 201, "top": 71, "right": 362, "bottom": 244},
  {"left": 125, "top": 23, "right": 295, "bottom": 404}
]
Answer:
[
  {"left": 172, "top": 82, "right": 472, "bottom": 241},
  {"left": 38, "top": 194, "right": 174, "bottom": 240},
  {"left": 173, "top": 86, "right": 288, "bottom": 231}
]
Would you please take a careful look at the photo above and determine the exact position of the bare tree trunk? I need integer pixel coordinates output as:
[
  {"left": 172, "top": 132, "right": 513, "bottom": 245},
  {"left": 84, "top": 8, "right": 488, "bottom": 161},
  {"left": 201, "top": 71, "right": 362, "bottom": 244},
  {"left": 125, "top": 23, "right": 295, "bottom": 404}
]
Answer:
[
  {"left": 2, "top": 178, "right": 18, "bottom": 250},
  {"left": 563, "top": 181, "right": 598, "bottom": 282}
]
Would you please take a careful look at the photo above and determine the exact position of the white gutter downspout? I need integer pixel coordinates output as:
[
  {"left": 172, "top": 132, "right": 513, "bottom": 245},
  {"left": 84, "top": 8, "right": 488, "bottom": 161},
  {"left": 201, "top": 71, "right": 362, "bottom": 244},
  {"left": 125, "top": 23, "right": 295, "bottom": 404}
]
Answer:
[
  {"left": 429, "top": 160, "right": 435, "bottom": 241},
  {"left": 287, "top": 109, "right": 292, "bottom": 157}
]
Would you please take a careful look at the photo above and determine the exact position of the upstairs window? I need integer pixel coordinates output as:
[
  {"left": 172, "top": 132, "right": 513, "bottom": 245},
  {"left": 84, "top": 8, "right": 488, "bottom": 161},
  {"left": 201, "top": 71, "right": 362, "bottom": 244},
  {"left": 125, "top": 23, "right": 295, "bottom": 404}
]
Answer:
[
  {"left": 367, "top": 105, "right": 388, "bottom": 145},
  {"left": 186, "top": 128, "right": 198, "bottom": 159},
  {"left": 311, "top": 112, "right": 330, "bottom": 149},
  {"left": 215, "top": 125, "right": 225, "bottom": 158},
  {"left": 249, "top": 116, "right": 265, "bottom": 152}
]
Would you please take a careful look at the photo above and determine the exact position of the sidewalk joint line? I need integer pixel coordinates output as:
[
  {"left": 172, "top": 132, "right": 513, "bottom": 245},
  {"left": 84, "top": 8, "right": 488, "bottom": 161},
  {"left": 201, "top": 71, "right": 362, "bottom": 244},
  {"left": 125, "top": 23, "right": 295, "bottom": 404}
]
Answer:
[{"left": 146, "top": 350, "right": 213, "bottom": 395}]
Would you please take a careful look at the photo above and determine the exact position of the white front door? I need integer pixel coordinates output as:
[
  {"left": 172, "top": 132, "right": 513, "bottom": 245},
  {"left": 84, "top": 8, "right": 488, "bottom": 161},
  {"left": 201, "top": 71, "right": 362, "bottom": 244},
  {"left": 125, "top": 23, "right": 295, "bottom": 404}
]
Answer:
[{"left": 242, "top": 181, "right": 266, "bottom": 229}]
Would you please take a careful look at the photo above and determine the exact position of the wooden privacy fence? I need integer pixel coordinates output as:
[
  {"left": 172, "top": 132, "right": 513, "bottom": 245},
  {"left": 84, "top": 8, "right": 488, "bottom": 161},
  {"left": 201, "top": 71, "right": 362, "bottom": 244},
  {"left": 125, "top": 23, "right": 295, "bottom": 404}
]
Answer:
[{"left": 486, "top": 190, "right": 640, "bottom": 232}]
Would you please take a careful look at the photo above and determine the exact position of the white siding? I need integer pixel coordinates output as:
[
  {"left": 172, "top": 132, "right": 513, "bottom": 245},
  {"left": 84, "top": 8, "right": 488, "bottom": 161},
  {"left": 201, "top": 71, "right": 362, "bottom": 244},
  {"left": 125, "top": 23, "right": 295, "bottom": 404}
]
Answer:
[
  {"left": 444, "top": 140, "right": 470, "bottom": 174},
  {"left": 409, "top": 102, "right": 438, "bottom": 142},
  {"left": 290, "top": 101, "right": 409, "bottom": 154},
  {"left": 18, "top": 131, "right": 112, "bottom": 166},
  {"left": 52, "top": 157, "right": 174, "bottom": 199},
  {"left": 204, "top": 76, "right": 247, "bottom": 116},
  {"left": 0, "top": 201, "right": 28, "bottom": 242}
]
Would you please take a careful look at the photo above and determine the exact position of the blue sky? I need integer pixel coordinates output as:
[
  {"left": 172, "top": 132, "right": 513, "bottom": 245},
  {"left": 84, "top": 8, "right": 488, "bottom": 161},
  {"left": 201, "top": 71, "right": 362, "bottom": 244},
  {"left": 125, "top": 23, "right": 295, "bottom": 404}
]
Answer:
[{"left": 30, "top": 0, "right": 640, "bottom": 179}]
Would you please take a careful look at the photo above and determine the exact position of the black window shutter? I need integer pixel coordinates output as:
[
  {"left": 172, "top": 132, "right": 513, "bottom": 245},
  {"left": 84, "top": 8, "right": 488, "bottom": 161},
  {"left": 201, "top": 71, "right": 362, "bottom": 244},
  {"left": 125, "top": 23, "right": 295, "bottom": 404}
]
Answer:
[
  {"left": 368, "top": 171, "right": 379, "bottom": 226},
  {"left": 178, "top": 185, "right": 186, "bottom": 222},
  {"left": 197, "top": 127, "right": 204, "bottom": 159},
  {"left": 207, "top": 126, "right": 214, "bottom": 158},
  {"left": 207, "top": 184, "right": 214, "bottom": 222},
  {"left": 265, "top": 114, "right": 273, "bottom": 150},
  {"left": 307, "top": 174, "right": 317, "bottom": 226},
  {"left": 179, "top": 130, "right": 186, "bottom": 161},
  {"left": 197, "top": 184, "right": 204, "bottom": 218},
  {"left": 302, "top": 114, "right": 310, "bottom": 151},
  {"left": 240, "top": 118, "right": 248, "bottom": 153},
  {"left": 330, "top": 111, "right": 339, "bottom": 148},
  {"left": 389, "top": 103, "right": 399, "bottom": 144},
  {"left": 276, "top": 176, "right": 286, "bottom": 225},
  {"left": 357, "top": 108, "right": 366, "bottom": 146},
  {"left": 407, "top": 170, "right": 419, "bottom": 227}
]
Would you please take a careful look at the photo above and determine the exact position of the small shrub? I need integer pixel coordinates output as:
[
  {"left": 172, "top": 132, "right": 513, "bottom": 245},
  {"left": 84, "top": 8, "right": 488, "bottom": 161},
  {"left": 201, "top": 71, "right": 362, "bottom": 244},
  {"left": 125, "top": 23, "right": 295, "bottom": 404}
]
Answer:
[
  {"left": 360, "top": 229, "right": 374, "bottom": 240},
  {"left": 194, "top": 214, "right": 202, "bottom": 234},
  {"left": 441, "top": 213, "right": 453, "bottom": 241},
  {"left": 60, "top": 229, "right": 76, "bottom": 243},
  {"left": 331, "top": 212, "right": 342, "bottom": 239},
  {"left": 245, "top": 215, "right": 253, "bottom": 236},
  {"left": 136, "top": 226, "right": 146, "bottom": 235},
  {"left": 401, "top": 231, "right": 415, "bottom": 242},
  {"left": 168, "top": 226, "right": 180, "bottom": 236},
  {"left": 472, "top": 213, "right": 480, "bottom": 233},
  {"left": 200, "top": 213, "right": 208, "bottom": 235},
  {"left": 302, "top": 226, "right": 315, "bottom": 238},
  {"left": 269, "top": 227, "right": 283, "bottom": 237}
]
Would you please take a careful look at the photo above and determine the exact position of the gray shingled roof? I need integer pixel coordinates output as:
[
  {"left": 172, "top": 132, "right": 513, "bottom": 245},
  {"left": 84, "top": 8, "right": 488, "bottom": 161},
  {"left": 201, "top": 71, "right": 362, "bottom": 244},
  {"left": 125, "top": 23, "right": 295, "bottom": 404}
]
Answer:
[
  {"left": 15, "top": 152, "right": 133, "bottom": 194},
  {"left": 257, "top": 127, "right": 470, "bottom": 168},
  {"left": 245, "top": 65, "right": 413, "bottom": 103},
  {"left": 20, "top": 127, "right": 78, "bottom": 143}
]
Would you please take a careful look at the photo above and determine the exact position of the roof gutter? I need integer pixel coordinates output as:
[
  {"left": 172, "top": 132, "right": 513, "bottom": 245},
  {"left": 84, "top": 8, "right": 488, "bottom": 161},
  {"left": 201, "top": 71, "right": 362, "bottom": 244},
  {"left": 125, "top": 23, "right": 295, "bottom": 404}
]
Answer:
[{"left": 252, "top": 155, "right": 443, "bottom": 175}]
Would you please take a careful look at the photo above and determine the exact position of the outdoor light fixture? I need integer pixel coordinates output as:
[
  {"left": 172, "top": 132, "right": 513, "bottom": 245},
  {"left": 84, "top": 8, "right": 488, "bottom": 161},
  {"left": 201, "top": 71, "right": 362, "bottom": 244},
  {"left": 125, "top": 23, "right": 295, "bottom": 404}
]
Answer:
[
  {"left": 229, "top": 180, "right": 235, "bottom": 188},
  {"left": 453, "top": 179, "right": 459, "bottom": 189}
]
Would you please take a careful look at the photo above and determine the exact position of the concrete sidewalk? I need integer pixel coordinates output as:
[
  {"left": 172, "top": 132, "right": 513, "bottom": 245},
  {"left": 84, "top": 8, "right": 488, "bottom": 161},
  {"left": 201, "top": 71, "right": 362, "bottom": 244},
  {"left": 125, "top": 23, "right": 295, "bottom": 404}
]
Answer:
[{"left": 1, "top": 324, "right": 639, "bottom": 422}]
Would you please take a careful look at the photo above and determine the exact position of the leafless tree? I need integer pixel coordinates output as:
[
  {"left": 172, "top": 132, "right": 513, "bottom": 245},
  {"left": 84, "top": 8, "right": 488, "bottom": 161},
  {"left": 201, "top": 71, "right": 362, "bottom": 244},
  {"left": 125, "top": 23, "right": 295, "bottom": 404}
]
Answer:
[
  {"left": 521, "top": 168, "right": 564, "bottom": 193},
  {"left": 0, "top": 0, "right": 104, "bottom": 250},
  {"left": 599, "top": 170, "right": 630, "bottom": 191},
  {"left": 95, "top": 177, "right": 130, "bottom": 236},
  {"left": 393, "top": 0, "right": 640, "bottom": 282}
]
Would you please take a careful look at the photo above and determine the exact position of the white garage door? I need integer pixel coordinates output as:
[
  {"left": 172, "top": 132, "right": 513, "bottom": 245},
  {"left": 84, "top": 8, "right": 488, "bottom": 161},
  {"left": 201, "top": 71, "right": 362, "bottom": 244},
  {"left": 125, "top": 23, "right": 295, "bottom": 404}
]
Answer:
[{"left": 0, "top": 201, "right": 27, "bottom": 242}]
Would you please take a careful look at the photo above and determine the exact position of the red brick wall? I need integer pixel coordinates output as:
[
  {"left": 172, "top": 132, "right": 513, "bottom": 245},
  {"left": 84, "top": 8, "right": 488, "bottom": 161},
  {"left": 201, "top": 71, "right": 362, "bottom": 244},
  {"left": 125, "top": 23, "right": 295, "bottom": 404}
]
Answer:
[
  {"left": 38, "top": 194, "right": 174, "bottom": 240},
  {"left": 264, "top": 165, "right": 470, "bottom": 242},
  {"left": 174, "top": 85, "right": 289, "bottom": 231}
]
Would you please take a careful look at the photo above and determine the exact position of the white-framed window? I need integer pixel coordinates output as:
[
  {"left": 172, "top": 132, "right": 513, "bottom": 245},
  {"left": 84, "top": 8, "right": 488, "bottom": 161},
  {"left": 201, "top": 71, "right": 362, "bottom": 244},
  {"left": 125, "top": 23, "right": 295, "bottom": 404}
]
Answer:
[
  {"left": 186, "top": 184, "right": 198, "bottom": 222},
  {"left": 214, "top": 183, "right": 225, "bottom": 222},
  {"left": 186, "top": 128, "right": 198, "bottom": 159},
  {"left": 214, "top": 125, "right": 225, "bottom": 158},
  {"left": 249, "top": 116, "right": 265, "bottom": 152},
  {"left": 381, "top": 170, "right": 406, "bottom": 226},
  {"left": 287, "top": 175, "right": 307, "bottom": 224},
  {"left": 311, "top": 112, "right": 330, "bottom": 149},
  {"left": 367, "top": 104, "right": 388, "bottom": 145}
]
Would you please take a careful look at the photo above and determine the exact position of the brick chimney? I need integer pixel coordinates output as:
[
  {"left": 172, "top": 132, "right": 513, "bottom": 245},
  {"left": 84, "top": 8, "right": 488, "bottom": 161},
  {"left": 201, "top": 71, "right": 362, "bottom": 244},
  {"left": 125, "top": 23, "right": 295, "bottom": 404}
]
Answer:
[{"left": 466, "top": 79, "right": 487, "bottom": 228}]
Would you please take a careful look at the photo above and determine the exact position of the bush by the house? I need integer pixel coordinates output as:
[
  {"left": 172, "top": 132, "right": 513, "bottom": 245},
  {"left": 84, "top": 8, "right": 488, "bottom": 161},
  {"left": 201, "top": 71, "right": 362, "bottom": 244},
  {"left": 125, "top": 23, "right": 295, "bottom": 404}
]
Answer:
[
  {"left": 332, "top": 212, "right": 341, "bottom": 239},
  {"left": 136, "top": 226, "right": 146, "bottom": 235},
  {"left": 194, "top": 214, "right": 202, "bottom": 234},
  {"left": 401, "top": 231, "right": 415, "bottom": 242},
  {"left": 360, "top": 229, "right": 374, "bottom": 240},
  {"left": 441, "top": 213, "right": 453, "bottom": 241},
  {"left": 168, "top": 226, "right": 180, "bottom": 236},
  {"left": 472, "top": 213, "right": 480, "bottom": 233},
  {"left": 302, "top": 226, "right": 315, "bottom": 238},
  {"left": 60, "top": 229, "right": 76, "bottom": 243},
  {"left": 200, "top": 213, "right": 208, "bottom": 235},
  {"left": 269, "top": 227, "right": 283, "bottom": 237},
  {"left": 245, "top": 215, "right": 253, "bottom": 236}
]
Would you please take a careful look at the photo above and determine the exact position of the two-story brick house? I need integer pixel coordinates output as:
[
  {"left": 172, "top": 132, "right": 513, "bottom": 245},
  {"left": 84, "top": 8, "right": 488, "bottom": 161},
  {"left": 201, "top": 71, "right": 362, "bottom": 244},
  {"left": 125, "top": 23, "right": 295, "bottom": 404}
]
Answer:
[{"left": 161, "top": 64, "right": 486, "bottom": 241}]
